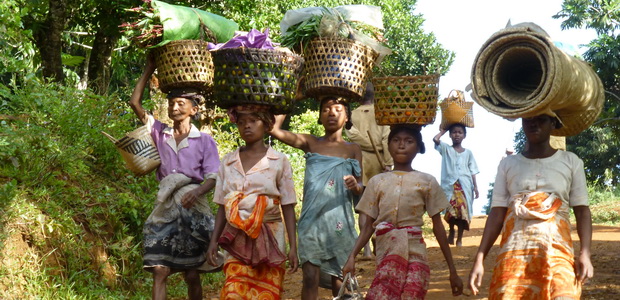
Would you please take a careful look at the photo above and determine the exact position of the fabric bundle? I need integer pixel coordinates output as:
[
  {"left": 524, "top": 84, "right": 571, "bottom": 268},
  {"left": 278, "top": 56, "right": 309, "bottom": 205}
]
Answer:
[{"left": 471, "top": 25, "right": 604, "bottom": 136}]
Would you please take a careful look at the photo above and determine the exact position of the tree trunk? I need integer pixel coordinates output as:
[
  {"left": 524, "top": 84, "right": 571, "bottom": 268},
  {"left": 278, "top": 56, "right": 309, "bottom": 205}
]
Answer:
[
  {"left": 34, "top": 0, "right": 67, "bottom": 82},
  {"left": 87, "top": 30, "right": 118, "bottom": 94}
]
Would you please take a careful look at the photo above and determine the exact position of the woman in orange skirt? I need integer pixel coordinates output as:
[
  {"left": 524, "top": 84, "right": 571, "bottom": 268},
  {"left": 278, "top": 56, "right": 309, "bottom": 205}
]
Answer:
[{"left": 468, "top": 114, "right": 594, "bottom": 299}]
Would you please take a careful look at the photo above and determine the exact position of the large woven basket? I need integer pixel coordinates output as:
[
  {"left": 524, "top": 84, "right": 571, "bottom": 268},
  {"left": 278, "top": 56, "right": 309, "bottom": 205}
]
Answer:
[
  {"left": 102, "top": 126, "right": 160, "bottom": 176},
  {"left": 439, "top": 89, "right": 474, "bottom": 130},
  {"left": 372, "top": 75, "right": 440, "bottom": 125},
  {"left": 211, "top": 47, "right": 304, "bottom": 114},
  {"left": 303, "top": 37, "right": 378, "bottom": 101},
  {"left": 154, "top": 40, "right": 214, "bottom": 93}
]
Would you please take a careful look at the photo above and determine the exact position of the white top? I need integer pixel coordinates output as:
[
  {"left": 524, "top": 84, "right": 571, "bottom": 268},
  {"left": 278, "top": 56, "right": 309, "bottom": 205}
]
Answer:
[
  {"left": 435, "top": 141, "right": 479, "bottom": 207},
  {"left": 491, "top": 150, "right": 588, "bottom": 207}
]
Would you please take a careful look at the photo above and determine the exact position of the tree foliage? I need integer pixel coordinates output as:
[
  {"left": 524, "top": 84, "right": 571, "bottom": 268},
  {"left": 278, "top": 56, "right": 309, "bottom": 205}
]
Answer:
[{"left": 553, "top": 0, "right": 620, "bottom": 185}]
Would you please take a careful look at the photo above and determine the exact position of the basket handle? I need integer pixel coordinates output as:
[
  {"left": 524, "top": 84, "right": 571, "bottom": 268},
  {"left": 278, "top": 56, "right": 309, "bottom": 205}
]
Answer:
[
  {"left": 446, "top": 89, "right": 465, "bottom": 102},
  {"left": 101, "top": 131, "right": 118, "bottom": 144}
]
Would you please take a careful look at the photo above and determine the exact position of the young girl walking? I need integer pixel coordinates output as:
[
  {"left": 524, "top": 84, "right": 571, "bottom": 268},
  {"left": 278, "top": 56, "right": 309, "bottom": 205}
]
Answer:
[
  {"left": 343, "top": 125, "right": 463, "bottom": 299},
  {"left": 433, "top": 123, "right": 479, "bottom": 246},
  {"left": 469, "top": 114, "right": 593, "bottom": 298},
  {"left": 206, "top": 105, "right": 299, "bottom": 299},
  {"left": 269, "top": 96, "right": 364, "bottom": 299}
]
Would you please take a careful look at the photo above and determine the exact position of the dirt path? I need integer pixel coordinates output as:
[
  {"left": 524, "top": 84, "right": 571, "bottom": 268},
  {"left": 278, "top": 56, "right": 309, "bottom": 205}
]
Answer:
[{"left": 205, "top": 216, "right": 620, "bottom": 299}]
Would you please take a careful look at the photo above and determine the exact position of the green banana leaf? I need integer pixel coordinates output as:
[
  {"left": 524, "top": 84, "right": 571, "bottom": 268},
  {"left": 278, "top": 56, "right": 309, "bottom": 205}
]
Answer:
[{"left": 151, "top": 0, "right": 238, "bottom": 47}]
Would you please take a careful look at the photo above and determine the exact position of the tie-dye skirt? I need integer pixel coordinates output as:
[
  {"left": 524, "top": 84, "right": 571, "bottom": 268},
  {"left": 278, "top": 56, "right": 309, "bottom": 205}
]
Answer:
[{"left": 490, "top": 192, "right": 581, "bottom": 299}]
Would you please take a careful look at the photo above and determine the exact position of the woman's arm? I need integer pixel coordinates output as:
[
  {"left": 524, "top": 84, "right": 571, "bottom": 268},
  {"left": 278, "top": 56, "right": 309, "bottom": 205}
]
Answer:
[
  {"left": 472, "top": 174, "right": 479, "bottom": 199},
  {"left": 432, "top": 213, "right": 463, "bottom": 296},
  {"left": 206, "top": 205, "right": 226, "bottom": 266},
  {"left": 269, "top": 114, "right": 314, "bottom": 152},
  {"left": 342, "top": 213, "right": 375, "bottom": 276},
  {"left": 344, "top": 144, "right": 364, "bottom": 195},
  {"left": 468, "top": 206, "right": 507, "bottom": 295},
  {"left": 282, "top": 204, "right": 299, "bottom": 273},
  {"left": 433, "top": 129, "right": 447, "bottom": 146},
  {"left": 573, "top": 205, "right": 594, "bottom": 283},
  {"left": 129, "top": 54, "right": 156, "bottom": 124},
  {"left": 180, "top": 178, "right": 216, "bottom": 209}
]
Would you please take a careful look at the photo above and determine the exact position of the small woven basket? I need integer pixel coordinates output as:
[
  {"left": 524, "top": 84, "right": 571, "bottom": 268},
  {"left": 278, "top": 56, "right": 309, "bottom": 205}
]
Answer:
[
  {"left": 154, "top": 40, "right": 214, "bottom": 93},
  {"left": 211, "top": 47, "right": 304, "bottom": 114},
  {"left": 372, "top": 74, "right": 440, "bottom": 125},
  {"left": 303, "top": 37, "right": 378, "bottom": 101},
  {"left": 101, "top": 126, "right": 160, "bottom": 176},
  {"left": 439, "top": 89, "right": 474, "bottom": 130}
]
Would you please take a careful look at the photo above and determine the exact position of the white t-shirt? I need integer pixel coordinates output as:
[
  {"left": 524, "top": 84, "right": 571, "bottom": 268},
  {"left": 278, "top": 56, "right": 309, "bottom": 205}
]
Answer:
[{"left": 491, "top": 150, "right": 588, "bottom": 207}]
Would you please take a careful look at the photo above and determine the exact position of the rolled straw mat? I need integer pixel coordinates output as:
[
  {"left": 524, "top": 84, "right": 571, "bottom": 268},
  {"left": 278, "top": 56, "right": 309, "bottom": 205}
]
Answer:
[{"left": 471, "top": 26, "right": 604, "bottom": 136}]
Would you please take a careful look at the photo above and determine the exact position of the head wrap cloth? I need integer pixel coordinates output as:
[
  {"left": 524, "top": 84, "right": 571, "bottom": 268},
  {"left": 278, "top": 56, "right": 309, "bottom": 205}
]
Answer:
[{"left": 166, "top": 88, "right": 205, "bottom": 106}]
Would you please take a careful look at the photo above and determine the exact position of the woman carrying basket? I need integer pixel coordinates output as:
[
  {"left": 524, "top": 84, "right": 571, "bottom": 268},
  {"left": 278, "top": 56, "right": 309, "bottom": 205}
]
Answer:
[
  {"left": 468, "top": 114, "right": 593, "bottom": 298},
  {"left": 270, "top": 96, "right": 364, "bottom": 299},
  {"left": 206, "top": 106, "right": 299, "bottom": 298},
  {"left": 433, "top": 123, "right": 479, "bottom": 247},
  {"left": 129, "top": 56, "right": 221, "bottom": 300}
]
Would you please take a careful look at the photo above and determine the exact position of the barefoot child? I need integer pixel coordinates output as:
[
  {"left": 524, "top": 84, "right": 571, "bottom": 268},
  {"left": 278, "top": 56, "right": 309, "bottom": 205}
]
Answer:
[
  {"left": 433, "top": 123, "right": 479, "bottom": 247},
  {"left": 469, "top": 114, "right": 593, "bottom": 298},
  {"left": 343, "top": 125, "right": 463, "bottom": 299},
  {"left": 206, "top": 105, "right": 299, "bottom": 299},
  {"left": 129, "top": 57, "right": 220, "bottom": 300},
  {"left": 270, "top": 96, "right": 363, "bottom": 299}
]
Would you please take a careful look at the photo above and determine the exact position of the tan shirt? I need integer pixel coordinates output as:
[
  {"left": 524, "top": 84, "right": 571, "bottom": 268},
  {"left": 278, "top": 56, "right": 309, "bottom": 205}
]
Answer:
[
  {"left": 214, "top": 147, "right": 297, "bottom": 218},
  {"left": 356, "top": 171, "right": 449, "bottom": 228}
]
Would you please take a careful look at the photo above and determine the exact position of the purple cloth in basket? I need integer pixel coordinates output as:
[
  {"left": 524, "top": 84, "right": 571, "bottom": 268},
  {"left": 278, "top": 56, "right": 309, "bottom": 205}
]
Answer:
[{"left": 208, "top": 28, "right": 278, "bottom": 50}]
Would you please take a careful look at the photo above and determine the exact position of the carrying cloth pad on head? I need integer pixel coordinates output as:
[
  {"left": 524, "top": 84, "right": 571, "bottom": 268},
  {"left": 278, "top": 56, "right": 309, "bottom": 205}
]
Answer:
[{"left": 470, "top": 25, "right": 604, "bottom": 136}]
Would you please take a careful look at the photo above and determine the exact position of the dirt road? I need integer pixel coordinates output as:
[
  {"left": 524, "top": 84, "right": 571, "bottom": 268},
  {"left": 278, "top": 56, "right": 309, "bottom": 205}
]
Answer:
[{"left": 205, "top": 216, "right": 620, "bottom": 299}]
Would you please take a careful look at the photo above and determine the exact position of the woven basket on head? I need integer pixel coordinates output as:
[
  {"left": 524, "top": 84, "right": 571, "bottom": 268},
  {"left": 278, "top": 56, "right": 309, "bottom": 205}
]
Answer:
[
  {"left": 211, "top": 47, "right": 304, "bottom": 114},
  {"left": 471, "top": 26, "right": 604, "bottom": 136},
  {"left": 101, "top": 126, "right": 160, "bottom": 176},
  {"left": 372, "top": 74, "right": 440, "bottom": 126},
  {"left": 303, "top": 37, "right": 378, "bottom": 101},
  {"left": 439, "top": 89, "right": 474, "bottom": 130},
  {"left": 154, "top": 39, "right": 214, "bottom": 93}
]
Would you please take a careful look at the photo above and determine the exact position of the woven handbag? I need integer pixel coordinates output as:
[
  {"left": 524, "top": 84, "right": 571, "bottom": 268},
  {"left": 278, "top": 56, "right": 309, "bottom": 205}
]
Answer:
[
  {"left": 439, "top": 89, "right": 474, "bottom": 130},
  {"left": 333, "top": 273, "right": 362, "bottom": 300},
  {"left": 101, "top": 125, "right": 160, "bottom": 176}
]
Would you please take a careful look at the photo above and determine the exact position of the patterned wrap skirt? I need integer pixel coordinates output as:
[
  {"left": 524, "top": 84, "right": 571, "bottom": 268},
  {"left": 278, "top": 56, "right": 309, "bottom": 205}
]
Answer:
[
  {"left": 444, "top": 181, "right": 471, "bottom": 230},
  {"left": 143, "top": 173, "right": 217, "bottom": 272},
  {"left": 490, "top": 192, "right": 581, "bottom": 299},
  {"left": 366, "top": 222, "right": 430, "bottom": 300}
]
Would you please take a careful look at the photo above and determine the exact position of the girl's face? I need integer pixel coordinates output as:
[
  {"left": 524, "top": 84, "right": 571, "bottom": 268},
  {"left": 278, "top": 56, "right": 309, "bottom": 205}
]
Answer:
[
  {"left": 449, "top": 126, "right": 465, "bottom": 144},
  {"left": 168, "top": 97, "right": 197, "bottom": 122},
  {"left": 522, "top": 115, "right": 554, "bottom": 144},
  {"left": 319, "top": 99, "right": 348, "bottom": 131},
  {"left": 236, "top": 113, "right": 267, "bottom": 144},
  {"left": 388, "top": 131, "right": 419, "bottom": 165}
]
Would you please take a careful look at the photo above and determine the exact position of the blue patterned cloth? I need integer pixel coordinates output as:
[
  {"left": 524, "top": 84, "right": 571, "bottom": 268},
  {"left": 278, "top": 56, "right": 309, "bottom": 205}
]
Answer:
[{"left": 298, "top": 153, "right": 361, "bottom": 280}]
